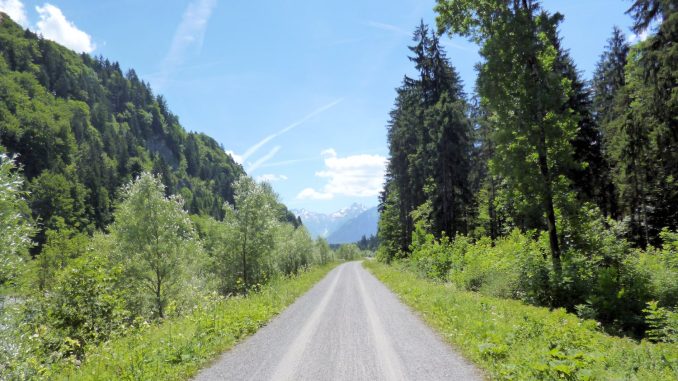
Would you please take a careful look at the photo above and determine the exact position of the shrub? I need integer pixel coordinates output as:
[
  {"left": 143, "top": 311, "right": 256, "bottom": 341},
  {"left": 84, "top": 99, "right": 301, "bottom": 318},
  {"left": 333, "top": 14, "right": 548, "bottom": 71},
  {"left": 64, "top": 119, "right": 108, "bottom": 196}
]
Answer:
[
  {"left": 336, "top": 243, "right": 361, "bottom": 261},
  {"left": 274, "top": 225, "right": 314, "bottom": 276},
  {"left": 644, "top": 301, "right": 678, "bottom": 344},
  {"left": 14, "top": 235, "right": 131, "bottom": 377},
  {"left": 408, "top": 211, "right": 678, "bottom": 338}
]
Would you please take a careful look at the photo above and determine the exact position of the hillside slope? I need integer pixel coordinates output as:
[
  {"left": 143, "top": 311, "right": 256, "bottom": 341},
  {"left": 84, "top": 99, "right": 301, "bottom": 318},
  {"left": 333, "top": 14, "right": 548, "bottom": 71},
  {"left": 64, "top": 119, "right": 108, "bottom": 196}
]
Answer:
[{"left": 0, "top": 13, "right": 296, "bottom": 245}]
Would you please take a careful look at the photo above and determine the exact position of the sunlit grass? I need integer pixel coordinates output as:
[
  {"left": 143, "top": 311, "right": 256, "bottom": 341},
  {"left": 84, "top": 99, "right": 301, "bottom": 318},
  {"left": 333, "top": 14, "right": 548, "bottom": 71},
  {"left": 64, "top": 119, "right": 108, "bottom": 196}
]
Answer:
[{"left": 364, "top": 260, "right": 678, "bottom": 380}]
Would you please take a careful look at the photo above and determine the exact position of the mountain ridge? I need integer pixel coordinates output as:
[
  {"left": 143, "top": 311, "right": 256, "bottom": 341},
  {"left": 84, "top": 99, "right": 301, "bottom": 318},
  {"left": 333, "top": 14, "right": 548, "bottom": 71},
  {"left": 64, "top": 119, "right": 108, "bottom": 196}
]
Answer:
[
  {"left": 327, "top": 206, "right": 379, "bottom": 244},
  {"left": 293, "top": 203, "right": 378, "bottom": 244}
]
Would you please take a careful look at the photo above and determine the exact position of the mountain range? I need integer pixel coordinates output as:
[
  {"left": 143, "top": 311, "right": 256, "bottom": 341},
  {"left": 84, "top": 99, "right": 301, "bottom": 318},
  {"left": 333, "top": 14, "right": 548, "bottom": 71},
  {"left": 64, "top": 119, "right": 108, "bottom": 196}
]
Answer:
[{"left": 293, "top": 203, "right": 379, "bottom": 244}]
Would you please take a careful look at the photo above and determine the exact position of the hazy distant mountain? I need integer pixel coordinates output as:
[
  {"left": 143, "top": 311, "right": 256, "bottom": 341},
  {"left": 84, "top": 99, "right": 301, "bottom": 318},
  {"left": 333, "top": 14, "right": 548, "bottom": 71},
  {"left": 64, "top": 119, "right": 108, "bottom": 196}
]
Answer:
[
  {"left": 327, "top": 206, "right": 379, "bottom": 244},
  {"left": 293, "top": 203, "right": 368, "bottom": 239}
]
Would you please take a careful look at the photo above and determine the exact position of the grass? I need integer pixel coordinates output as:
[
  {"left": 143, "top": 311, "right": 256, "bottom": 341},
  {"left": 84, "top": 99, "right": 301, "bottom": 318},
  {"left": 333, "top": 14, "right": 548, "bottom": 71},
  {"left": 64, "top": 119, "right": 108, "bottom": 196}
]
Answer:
[
  {"left": 364, "top": 260, "right": 678, "bottom": 380},
  {"left": 54, "top": 262, "right": 339, "bottom": 380}
]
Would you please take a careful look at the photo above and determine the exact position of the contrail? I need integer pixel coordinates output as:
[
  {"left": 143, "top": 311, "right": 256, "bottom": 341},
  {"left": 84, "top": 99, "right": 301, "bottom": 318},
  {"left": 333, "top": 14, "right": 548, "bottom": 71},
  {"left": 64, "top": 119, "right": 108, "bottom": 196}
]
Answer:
[
  {"left": 241, "top": 98, "right": 343, "bottom": 161},
  {"left": 156, "top": 0, "right": 218, "bottom": 90},
  {"left": 247, "top": 146, "right": 281, "bottom": 173}
]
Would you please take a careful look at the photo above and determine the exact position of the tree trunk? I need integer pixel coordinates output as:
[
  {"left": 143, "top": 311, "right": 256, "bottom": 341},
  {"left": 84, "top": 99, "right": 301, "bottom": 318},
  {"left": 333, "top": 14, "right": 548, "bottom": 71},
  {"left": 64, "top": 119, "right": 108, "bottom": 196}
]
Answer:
[
  {"left": 489, "top": 176, "right": 498, "bottom": 242},
  {"left": 242, "top": 230, "right": 248, "bottom": 293},
  {"left": 156, "top": 270, "right": 164, "bottom": 319},
  {"left": 537, "top": 131, "right": 562, "bottom": 277},
  {"left": 520, "top": 0, "right": 561, "bottom": 277}
]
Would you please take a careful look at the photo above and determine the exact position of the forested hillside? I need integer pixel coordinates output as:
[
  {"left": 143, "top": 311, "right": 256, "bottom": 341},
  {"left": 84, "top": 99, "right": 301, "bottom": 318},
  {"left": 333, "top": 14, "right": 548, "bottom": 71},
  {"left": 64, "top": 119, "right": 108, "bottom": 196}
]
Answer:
[
  {"left": 0, "top": 12, "right": 298, "bottom": 250},
  {"left": 0, "top": 11, "right": 334, "bottom": 378},
  {"left": 378, "top": 0, "right": 677, "bottom": 341}
]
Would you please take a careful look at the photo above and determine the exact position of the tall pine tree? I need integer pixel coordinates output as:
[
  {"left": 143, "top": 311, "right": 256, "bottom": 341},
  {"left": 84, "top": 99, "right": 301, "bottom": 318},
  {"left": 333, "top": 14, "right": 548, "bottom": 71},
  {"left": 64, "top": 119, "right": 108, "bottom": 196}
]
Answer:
[{"left": 378, "top": 22, "right": 472, "bottom": 261}]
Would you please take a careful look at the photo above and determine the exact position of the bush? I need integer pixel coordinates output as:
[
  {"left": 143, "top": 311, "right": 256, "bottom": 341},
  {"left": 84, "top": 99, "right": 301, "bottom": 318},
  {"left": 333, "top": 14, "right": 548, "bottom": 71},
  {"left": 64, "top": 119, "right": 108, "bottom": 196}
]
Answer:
[
  {"left": 274, "top": 225, "right": 314, "bottom": 276},
  {"left": 52, "top": 263, "right": 339, "bottom": 380},
  {"left": 409, "top": 225, "right": 456, "bottom": 281},
  {"left": 0, "top": 154, "right": 34, "bottom": 288},
  {"left": 408, "top": 210, "right": 678, "bottom": 338},
  {"left": 644, "top": 301, "right": 678, "bottom": 343},
  {"left": 315, "top": 238, "right": 333, "bottom": 265},
  {"left": 336, "top": 243, "right": 361, "bottom": 261},
  {"left": 640, "top": 229, "right": 678, "bottom": 308},
  {"left": 24, "top": 249, "right": 130, "bottom": 362}
]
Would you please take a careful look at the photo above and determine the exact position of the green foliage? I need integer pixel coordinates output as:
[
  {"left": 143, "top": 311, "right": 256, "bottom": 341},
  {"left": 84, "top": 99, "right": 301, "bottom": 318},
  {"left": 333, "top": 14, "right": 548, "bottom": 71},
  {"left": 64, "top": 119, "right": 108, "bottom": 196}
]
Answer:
[
  {"left": 377, "top": 184, "right": 407, "bottom": 262},
  {"left": 52, "top": 263, "right": 338, "bottom": 381},
  {"left": 335, "top": 243, "right": 362, "bottom": 261},
  {"left": 643, "top": 301, "right": 678, "bottom": 344},
  {"left": 356, "top": 234, "right": 379, "bottom": 251},
  {"left": 315, "top": 237, "right": 334, "bottom": 265},
  {"left": 409, "top": 208, "right": 678, "bottom": 337},
  {"left": 0, "top": 154, "right": 34, "bottom": 287},
  {"left": 438, "top": 0, "right": 583, "bottom": 273},
  {"left": 0, "top": 15, "right": 248, "bottom": 249},
  {"left": 366, "top": 260, "right": 678, "bottom": 380},
  {"left": 34, "top": 221, "right": 89, "bottom": 291},
  {"left": 221, "top": 176, "right": 279, "bottom": 293},
  {"left": 23, "top": 245, "right": 130, "bottom": 362},
  {"left": 374, "top": 0, "right": 678, "bottom": 345},
  {"left": 640, "top": 229, "right": 678, "bottom": 309},
  {"left": 273, "top": 225, "right": 314, "bottom": 276},
  {"left": 111, "top": 173, "right": 202, "bottom": 319},
  {"left": 379, "top": 21, "right": 473, "bottom": 262},
  {"left": 409, "top": 219, "right": 456, "bottom": 282}
]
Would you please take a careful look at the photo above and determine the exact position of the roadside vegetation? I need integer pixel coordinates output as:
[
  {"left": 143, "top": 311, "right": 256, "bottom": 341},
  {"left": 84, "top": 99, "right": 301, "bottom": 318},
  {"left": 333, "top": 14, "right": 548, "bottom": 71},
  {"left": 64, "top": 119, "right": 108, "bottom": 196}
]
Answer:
[
  {"left": 365, "top": 260, "right": 677, "bottom": 380},
  {"left": 0, "top": 162, "right": 357, "bottom": 378},
  {"left": 377, "top": 0, "right": 677, "bottom": 350},
  {"left": 0, "top": 13, "right": 366, "bottom": 378},
  {"left": 52, "top": 263, "right": 339, "bottom": 380}
]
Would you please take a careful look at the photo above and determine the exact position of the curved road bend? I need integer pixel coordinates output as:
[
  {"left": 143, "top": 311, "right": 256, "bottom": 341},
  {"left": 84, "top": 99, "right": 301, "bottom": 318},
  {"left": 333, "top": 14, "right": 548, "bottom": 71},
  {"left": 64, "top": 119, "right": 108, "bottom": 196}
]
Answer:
[{"left": 194, "top": 261, "right": 482, "bottom": 381}]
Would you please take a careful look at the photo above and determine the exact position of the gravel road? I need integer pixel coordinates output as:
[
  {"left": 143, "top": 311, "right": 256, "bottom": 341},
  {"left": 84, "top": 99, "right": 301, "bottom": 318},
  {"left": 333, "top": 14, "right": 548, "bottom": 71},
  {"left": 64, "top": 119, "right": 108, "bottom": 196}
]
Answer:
[{"left": 194, "top": 261, "right": 481, "bottom": 381}]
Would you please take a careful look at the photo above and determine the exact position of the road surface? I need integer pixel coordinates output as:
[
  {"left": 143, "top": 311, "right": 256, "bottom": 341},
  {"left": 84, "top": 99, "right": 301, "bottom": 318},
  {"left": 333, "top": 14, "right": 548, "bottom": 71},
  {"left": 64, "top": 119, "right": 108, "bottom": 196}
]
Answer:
[{"left": 194, "top": 261, "right": 481, "bottom": 381}]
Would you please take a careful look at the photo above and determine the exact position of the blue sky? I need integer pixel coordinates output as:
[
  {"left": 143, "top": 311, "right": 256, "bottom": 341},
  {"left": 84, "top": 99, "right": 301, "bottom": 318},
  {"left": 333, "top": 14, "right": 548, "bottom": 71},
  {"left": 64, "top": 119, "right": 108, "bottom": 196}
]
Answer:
[{"left": 1, "top": 0, "right": 640, "bottom": 213}]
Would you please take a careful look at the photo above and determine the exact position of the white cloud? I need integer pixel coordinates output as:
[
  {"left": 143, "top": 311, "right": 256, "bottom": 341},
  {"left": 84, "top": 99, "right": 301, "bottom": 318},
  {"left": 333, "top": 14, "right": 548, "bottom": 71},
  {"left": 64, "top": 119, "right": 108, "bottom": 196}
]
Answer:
[
  {"left": 256, "top": 174, "right": 288, "bottom": 183},
  {"left": 297, "top": 188, "right": 334, "bottom": 200},
  {"left": 296, "top": 149, "right": 387, "bottom": 201},
  {"left": 158, "top": 0, "right": 217, "bottom": 88},
  {"left": 0, "top": 0, "right": 27, "bottom": 27},
  {"left": 225, "top": 150, "right": 243, "bottom": 165},
  {"left": 35, "top": 3, "right": 95, "bottom": 53}
]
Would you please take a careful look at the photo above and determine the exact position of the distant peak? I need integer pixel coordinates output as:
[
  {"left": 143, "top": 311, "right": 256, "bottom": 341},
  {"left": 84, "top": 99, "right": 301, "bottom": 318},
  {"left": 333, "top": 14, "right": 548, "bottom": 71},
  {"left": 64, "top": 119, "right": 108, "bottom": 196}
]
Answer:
[{"left": 330, "top": 203, "right": 366, "bottom": 218}]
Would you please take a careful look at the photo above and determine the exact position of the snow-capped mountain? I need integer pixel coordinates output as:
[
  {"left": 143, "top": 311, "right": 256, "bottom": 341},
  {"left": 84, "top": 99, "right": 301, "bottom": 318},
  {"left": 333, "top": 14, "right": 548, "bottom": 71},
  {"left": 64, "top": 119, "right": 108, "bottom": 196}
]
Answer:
[
  {"left": 327, "top": 206, "right": 379, "bottom": 244},
  {"left": 292, "top": 203, "right": 368, "bottom": 239}
]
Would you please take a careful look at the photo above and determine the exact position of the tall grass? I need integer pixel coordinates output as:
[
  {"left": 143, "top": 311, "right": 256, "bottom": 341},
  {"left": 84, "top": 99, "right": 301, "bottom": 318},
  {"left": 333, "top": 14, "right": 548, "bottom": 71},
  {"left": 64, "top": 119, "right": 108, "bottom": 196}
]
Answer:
[
  {"left": 364, "top": 260, "right": 678, "bottom": 380},
  {"left": 54, "top": 263, "right": 339, "bottom": 380}
]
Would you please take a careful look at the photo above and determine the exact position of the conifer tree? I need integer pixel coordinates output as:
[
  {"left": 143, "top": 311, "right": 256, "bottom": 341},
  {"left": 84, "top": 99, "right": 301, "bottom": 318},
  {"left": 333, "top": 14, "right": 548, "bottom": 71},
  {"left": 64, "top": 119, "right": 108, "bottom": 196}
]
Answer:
[{"left": 379, "top": 22, "right": 472, "bottom": 261}]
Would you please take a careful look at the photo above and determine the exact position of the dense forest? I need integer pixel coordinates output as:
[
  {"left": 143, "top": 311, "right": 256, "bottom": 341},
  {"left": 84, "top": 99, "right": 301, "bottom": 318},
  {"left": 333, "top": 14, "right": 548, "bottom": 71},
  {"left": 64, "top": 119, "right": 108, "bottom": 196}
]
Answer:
[
  {"left": 0, "top": 12, "right": 368, "bottom": 378},
  {"left": 378, "top": 0, "right": 677, "bottom": 341}
]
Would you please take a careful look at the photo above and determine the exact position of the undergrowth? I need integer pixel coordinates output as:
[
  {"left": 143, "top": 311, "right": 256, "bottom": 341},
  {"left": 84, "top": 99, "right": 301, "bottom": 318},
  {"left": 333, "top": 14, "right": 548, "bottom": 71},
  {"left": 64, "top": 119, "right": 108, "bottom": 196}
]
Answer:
[
  {"left": 52, "top": 262, "right": 339, "bottom": 380},
  {"left": 364, "top": 260, "right": 678, "bottom": 380}
]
